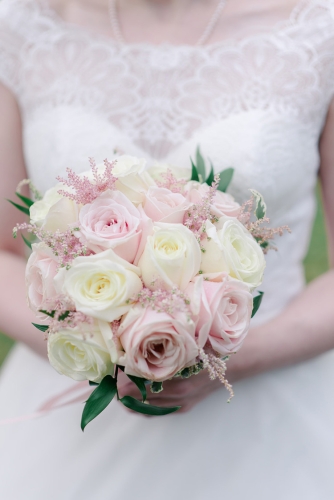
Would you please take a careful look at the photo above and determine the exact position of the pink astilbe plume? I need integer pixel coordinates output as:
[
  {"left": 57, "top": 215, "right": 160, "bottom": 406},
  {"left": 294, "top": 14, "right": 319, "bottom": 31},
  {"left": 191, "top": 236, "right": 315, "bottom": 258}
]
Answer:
[
  {"left": 238, "top": 195, "right": 291, "bottom": 253},
  {"left": 248, "top": 218, "right": 291, "bottom": 253},
  {"left": 199, "top": 348, "right": 234, "bottom": 402},
  {"left": 184, "top": 174, "right": 220, "bottom": 246},
  {"left": 237, "top": 197, "right": 254, "bottom": 226},
  {"left": 57, "top": 158, "right": 117, "bottom": 205},
  {"left": 13, "top": 223, "right": 91, "bottom": 268},
  {"left": 135, "top": 287, "right": 191, "bottom": 316},
  {"left": 156, "top": 169, "right": 187, "bottom": 194},
  {"left": 41, "top": 295, "right": 93, "bottom": 335}
]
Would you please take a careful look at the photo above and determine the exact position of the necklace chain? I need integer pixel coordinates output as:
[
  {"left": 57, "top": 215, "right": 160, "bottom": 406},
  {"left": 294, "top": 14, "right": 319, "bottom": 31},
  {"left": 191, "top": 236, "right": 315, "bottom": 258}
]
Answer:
[{"left": 108, "top": 0, "right": 228, "bottom": 46}]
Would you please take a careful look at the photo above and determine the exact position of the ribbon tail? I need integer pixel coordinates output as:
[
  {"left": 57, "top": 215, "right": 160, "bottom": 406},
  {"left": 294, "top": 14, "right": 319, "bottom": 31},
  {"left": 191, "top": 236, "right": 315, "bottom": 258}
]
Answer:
[{"left": 0, "top": 381, "right": 92, "bottom": 426}]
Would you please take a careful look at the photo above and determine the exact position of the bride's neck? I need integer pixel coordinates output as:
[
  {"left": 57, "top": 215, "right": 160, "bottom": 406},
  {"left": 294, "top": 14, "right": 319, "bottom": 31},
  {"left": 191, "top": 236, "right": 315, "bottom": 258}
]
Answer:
[
  {"left": 49, "top": 0, "right": 303, "bottom": 45},
  {"left": 118, "top": 0, "right": 218, "bottom": 22}
]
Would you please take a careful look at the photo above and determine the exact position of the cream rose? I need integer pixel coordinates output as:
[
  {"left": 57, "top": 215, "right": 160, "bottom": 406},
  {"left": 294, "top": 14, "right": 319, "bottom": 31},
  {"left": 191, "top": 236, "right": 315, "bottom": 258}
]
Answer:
[
  {"left": 30, "top": 184, "right": 63, "bottom": 226},
  {"left": 47, "top": 321, "right": 114, "bottom": 382},
  {"left": 76, "top": 190, "right": 143, "bottom": 262},
  {"left": 148, "top": 163, "right": 191, "bottom": 182},
  {"left": 54, "top": 250, "right": 143, "bottom": 322},
  {"left": 118, "top": 307, "right": 198, "bottom": 381},
  {"left": 138, "top": 223, "right": 201, "bottom": 291},
  {"left": 82, "top": 156, "right": 155, "bottom": 205},
  {"left": 187, "top": 275, "right": 253, "bottom": 355},
  {"left": 143, "top": 186, "right": 190, "bottom": 223},
  {"left": 25, "top": 242, "right": 59, "bottom": 315},
  {"left": 30, "top": 184, "right": 78, "bottom": 232},
  {"left": 201, "top": 217, "right": 266, "bottom": 288}
]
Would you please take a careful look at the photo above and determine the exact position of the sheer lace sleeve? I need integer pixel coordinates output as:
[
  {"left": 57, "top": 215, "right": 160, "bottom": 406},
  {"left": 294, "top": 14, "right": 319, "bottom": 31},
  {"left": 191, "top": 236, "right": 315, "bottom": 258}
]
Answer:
[
  {"left": 0, "top": 0, "right": 25, "bottom": 94},
  {"left": 0, "top": 0, "right": 39, "bottom": 95}
]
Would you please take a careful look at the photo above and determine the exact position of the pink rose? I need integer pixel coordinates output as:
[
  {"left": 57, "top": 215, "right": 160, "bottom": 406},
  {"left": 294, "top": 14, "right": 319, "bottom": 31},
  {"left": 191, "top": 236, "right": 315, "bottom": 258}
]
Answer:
[
  {"left": 25, "top": 243, "right": 59, "bottom": 315},
  {"left": 143, "top": 186, "right": 190, "bottom": 223},
  {"left": 117, "top": 307, "right": 199, "bottom": 381},
  {"left": 77, "top": 190, "right": 144, "bottom": 263},
  {"left": 185, "top": 182, "right": 241, "bottom": 218},
  {"left": 186, "top": 275, "right": 253, "bottom": 355}
]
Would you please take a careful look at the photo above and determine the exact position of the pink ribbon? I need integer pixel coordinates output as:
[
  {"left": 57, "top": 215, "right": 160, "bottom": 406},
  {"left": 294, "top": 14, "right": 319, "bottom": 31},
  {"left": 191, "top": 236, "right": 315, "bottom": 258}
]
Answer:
[{"left": 0, "top": 381, "right": 92, "bottom": 425}]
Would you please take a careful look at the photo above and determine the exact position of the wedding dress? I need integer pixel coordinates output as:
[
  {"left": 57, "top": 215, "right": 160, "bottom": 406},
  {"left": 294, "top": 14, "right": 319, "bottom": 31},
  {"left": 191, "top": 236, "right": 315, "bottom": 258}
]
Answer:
[{"left": 0, "top": 0, "right": 334, "bottom": 498}]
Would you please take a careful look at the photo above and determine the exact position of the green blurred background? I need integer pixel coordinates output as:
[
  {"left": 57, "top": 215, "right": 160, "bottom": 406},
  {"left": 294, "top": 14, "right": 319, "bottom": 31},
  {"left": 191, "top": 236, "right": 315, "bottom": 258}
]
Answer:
[{"left": 0, "top": 185, "right": 330, "bottom": 368}]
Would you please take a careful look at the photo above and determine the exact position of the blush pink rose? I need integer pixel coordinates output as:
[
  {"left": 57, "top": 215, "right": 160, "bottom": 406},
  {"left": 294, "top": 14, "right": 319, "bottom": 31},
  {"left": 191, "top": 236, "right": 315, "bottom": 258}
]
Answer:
[
  {"left": 143, "top": 186, "right": 190, "bottom": 223},
  {"left": 117, "top": 307, "right": 199, "bottom": 381},
  {"left": 185, "top": 182, "right": 241, "bottom": 218},
  {"left": 186, "top": 275, "right": 253, "bottom": 355},
  {"left": 77, "top": 190, "right": 144, "bottom": 263},
  {"left": 25, "top": 242, "right": 59, "bottom": 315}
]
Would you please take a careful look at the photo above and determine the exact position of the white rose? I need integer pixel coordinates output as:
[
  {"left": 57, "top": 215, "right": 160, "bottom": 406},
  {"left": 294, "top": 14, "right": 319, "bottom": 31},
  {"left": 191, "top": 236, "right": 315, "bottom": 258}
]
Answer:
[
  {"left": 82, "top": 156, "right": 146, "bottom": 180},
  {"left": 138, "top": 223, "right": 201, "bottom": 291},
  {"left": 112, "top": 155, "right": 146, "bottom": 177},
  {"left": 30, "top": 184, "right": 63, "bottom": 226},
  {"left": 54, "top": 249, "right": 143, "bottom": 322},
  {"left": 201, "top": 217, "right": 266, "bottom": 288},
  {"left": 87, "top": 156, "right": 156, "bottom": 205},
  {"left": 148, "top": 163, "right": 191, "bottom": 182},
  {"left": 47, "top": 321, "right": 114, "bottom": 382},
  {"left": 30, "top": 184, "right": 78, "bottom": 232}
]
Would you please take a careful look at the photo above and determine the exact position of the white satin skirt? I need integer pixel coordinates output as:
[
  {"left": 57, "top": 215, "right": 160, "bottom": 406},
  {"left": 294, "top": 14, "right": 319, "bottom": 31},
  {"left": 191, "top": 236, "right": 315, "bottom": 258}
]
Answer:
[{"left": 0, "top": 342, "right": 334, "bottom": 500}]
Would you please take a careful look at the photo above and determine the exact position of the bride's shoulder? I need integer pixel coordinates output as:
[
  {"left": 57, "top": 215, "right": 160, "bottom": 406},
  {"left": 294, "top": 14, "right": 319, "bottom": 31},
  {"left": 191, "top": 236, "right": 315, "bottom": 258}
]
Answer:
[
  {"left": 0, "top": 0, "right": 43, "bottom": 94},
  {"left": 0, "top": 0, "right": 42, "bottom": 35}
]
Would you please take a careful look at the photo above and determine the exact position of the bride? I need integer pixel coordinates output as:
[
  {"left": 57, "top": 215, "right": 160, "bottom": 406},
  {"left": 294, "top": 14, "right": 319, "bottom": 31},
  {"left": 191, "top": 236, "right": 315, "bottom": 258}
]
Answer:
[{"left": 0, "top": 0, "right": 334, "bottom": 498}]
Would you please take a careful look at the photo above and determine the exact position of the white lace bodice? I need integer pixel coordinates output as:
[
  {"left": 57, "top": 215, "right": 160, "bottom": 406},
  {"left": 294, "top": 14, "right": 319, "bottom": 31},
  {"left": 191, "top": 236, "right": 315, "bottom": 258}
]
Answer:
[{"left": 0, "top": 0, "right": 334, "bottom": 323}]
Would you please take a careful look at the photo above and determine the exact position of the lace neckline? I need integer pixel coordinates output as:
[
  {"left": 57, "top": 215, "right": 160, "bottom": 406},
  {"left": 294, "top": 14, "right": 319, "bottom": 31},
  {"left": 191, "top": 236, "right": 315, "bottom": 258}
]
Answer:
[{"left": 35, "top": 0, "right": 323, "bottom": 51}]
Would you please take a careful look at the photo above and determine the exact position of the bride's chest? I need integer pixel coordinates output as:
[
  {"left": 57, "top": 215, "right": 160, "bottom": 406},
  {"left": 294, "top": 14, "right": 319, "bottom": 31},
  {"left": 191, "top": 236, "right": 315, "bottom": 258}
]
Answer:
[{"left": 21, "top": 28, "right": 333, "bottom": 201}]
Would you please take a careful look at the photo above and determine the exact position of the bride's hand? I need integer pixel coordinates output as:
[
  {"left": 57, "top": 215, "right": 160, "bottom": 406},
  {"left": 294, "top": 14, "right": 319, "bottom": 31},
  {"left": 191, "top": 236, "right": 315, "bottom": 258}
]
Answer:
[
  {"left": 115, "top": 326, "right": 257, "bottom": 414},
  {"left": 117, "top": 368, "right": 223, "bottom": 414}
]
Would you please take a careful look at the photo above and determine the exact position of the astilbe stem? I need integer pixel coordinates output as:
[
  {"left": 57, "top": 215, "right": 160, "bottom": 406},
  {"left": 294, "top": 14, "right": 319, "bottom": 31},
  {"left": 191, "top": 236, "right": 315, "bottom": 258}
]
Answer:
[
  {"left": 238, "top": 195, "right": 291, "bottom": 253},
  {"left": 156, "top": 169, "right": 187, "bottom": 194},
  {"left": 183, "top": 174, "right": 220, "bottom": 247},
  {"left": 41, "top": 295, "right": 93, "bottom": 334},
  {"left": 135, "top": 287, "right": 191, "bottom": 316},
  {"left": 199, "top": 348, "right": 234, "bottom": 402},
  {"left": 237, "top": 197, "right": 254, "bottom": 226}
]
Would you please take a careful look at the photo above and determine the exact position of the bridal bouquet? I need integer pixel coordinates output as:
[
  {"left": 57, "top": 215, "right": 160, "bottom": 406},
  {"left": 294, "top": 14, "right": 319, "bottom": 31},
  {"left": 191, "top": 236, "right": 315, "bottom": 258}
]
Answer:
[{"left": 11, "top": 150, "right": 286, "bottom": 429}]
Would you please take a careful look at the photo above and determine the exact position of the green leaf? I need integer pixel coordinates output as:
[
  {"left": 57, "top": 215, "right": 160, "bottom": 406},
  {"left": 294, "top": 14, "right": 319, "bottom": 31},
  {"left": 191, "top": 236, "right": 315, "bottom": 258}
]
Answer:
[
  {"left": 15, "top": 192, "right": 34, "bottom": 207},
  {"left": 58, "top": 311, "right": 70, "bottom": 322},
  {"left": 251, "top": 292, "right": 264, "bottom": 318},
  {"left": 205, "top": 163, "right": 215, "bottom": 186},
  {"left": 127, "top": 375, "right": 147, "bottom": 402},
  {"left": 81, "top": 375, "right": 117, "bottom": 431},
  {"left": 7, "top": 199, "right": 30, "bottom": 216},
  {"left": 89, "top": 381, "right": 99, "bottom": 386},
  {"left": 39, "top": 310, "right": 56, "bottom": 318},
  {"left": 120, "top": 396, "right": 180, "bottom": 416},
  {"left": 190, "top": 159, "right": 200, "bottom": 182},
  {"left": 21, "top": 234, "right": 32, "bottom": 250},
  {"left": 250, "top": 189, "right": 267, "bottom": 220},
  {"left": 32, "top": 323, "right": 49, "bottom": 333},
  {"left": 195, "top": 146, "right": 206, "bottom": 182},
  {"left": 260, "top": 241, "right": 269, "bottom": 250},
  {"left": 150, "top": 381, "right": 163, "bottom": 393},
  {"left": 217, "top": 168, "right": 234, "bottom": 192}
]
